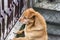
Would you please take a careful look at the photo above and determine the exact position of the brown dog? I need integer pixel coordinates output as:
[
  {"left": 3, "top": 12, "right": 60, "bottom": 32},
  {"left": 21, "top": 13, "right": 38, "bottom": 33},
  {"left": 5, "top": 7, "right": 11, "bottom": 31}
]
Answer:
[{"left": 12, "top": 8, "right": 48, "bottom": 40}]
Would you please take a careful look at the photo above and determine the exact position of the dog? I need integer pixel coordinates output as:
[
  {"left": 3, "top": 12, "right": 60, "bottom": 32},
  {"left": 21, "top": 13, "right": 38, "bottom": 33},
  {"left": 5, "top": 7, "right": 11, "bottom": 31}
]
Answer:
[{"left": 12, "top": 8, "right": 48, "bottom": 40}]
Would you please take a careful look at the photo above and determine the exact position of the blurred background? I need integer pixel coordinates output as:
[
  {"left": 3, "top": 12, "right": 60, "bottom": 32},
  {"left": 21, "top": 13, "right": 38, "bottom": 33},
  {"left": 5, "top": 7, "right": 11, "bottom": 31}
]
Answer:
[{"left": 0, "top": 0, "right": 60, "bottom": 40}]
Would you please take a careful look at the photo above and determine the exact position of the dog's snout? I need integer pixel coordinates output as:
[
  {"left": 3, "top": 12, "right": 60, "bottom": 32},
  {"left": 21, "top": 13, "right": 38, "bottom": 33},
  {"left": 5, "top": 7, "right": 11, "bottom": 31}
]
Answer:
[
  {"left": 19, "top": 18, "right": 21, "bottom": 22},
  {"left": 19, "top": 17, "right": 22, "bottom": 22}
]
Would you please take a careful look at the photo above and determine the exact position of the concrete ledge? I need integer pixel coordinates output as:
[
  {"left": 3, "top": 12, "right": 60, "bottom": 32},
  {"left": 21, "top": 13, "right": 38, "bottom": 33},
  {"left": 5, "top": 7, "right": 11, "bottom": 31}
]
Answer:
[{"left": 5, "top": 21, "right": 23, "bottom": 40}]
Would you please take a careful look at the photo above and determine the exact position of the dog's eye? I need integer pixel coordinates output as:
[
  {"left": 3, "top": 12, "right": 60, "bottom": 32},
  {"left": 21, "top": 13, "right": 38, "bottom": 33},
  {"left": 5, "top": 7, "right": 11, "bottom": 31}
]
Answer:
[
  {"left": 32, "top": 16, "right": 35, "bottom": 18},
  {"left": 24, "top": 17, "right": 26, "bottom": 19}
]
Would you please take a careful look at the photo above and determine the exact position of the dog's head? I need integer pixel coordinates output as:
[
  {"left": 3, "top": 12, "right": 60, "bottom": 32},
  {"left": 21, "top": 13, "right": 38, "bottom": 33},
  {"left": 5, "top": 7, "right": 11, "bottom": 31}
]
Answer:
[{"left": 19, "top": 8, "right": 36, "bottom": 24}]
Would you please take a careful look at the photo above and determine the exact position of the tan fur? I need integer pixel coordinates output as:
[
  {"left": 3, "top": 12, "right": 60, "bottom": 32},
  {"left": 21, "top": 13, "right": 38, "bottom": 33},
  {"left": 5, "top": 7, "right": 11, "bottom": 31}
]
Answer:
[{"left": 12, "top": 8, "right": 48, "bottom": 40}]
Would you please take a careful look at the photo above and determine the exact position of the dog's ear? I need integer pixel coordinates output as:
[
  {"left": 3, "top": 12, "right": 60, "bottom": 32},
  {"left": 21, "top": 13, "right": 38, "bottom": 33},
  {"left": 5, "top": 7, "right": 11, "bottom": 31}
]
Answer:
[
  {"left": 29, "top": 13, "right": 35, "bottom": 18},
  {"left": 28, "top": 8, "right": 36, "bottom": 18}
]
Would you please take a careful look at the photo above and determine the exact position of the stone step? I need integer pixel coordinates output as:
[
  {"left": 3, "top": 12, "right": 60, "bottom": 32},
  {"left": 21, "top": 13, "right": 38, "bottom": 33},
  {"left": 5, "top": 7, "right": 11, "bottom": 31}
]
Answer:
[{"left": 34, "top": 7, "right": 60, "bottom": 25}]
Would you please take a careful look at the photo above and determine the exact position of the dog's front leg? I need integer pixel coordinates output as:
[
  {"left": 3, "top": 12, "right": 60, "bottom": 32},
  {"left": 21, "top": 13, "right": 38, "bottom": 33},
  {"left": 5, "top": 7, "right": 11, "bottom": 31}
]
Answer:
[{"left": 30, "top": 26, "right": 44, "bottom": 31}]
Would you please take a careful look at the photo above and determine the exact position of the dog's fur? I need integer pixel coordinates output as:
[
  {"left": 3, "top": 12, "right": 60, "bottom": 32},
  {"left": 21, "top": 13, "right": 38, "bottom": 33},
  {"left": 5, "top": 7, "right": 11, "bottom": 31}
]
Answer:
[{"left": 12, "top": 8, "right": 48, "bottom": 40}]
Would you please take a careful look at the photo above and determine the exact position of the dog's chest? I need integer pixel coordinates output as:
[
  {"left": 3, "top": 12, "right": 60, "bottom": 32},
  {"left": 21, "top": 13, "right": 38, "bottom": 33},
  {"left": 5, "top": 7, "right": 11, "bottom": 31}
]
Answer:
[{"left": 24, "top": 26, "right": 45, "bottom": 38}]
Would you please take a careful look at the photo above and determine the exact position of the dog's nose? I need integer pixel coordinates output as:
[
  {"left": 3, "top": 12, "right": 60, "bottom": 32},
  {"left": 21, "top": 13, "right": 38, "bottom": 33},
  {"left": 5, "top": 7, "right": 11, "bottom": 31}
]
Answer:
[
  {"left": 19, "top": 17, "right": 23, "bottom": 22},
  {"left": 19, "top": 18, "right": 21, "bottom": 22}
]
